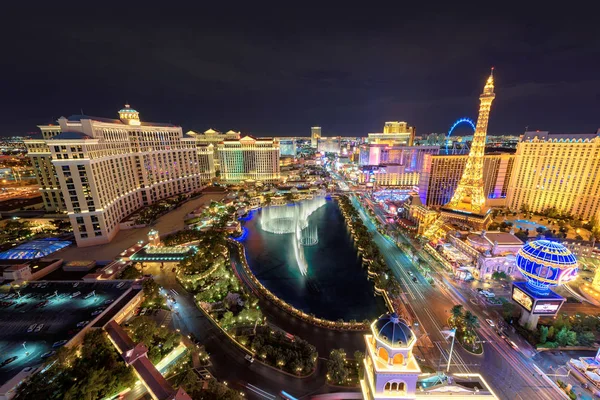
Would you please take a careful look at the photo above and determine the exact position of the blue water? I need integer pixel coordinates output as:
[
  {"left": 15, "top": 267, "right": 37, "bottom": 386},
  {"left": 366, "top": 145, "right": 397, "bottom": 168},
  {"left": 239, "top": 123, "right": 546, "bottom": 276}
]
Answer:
[
  {"left": 512, "top": 219, "right": 546, "bottom": 230},
  {"left": 239, "top": 200, "right": 386, "bottom": 321}
]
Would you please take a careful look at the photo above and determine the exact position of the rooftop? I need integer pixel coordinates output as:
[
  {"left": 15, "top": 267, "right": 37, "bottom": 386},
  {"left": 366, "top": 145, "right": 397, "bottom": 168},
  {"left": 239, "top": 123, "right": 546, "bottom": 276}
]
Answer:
[
  {"left": 483, "top": 231, "right": 523, "bottom": 246},
  {"left": 66, "top": 114, "right": 178, "bottom": 128},
  {"left": 0, "top": 280, "right": 136, "bottom": 385},
  {"left": 0, "top": 239, "right": 71, "bottom": 260},
  {"left": 522, "top": 130, "right": 600, "bottom": 142}
]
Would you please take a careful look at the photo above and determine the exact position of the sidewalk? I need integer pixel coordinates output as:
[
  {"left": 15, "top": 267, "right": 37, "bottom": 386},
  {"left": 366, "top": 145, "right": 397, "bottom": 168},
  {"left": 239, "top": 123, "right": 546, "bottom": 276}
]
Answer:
[{"left": 55, "top": 193, "right": 225, "bottom": 261}]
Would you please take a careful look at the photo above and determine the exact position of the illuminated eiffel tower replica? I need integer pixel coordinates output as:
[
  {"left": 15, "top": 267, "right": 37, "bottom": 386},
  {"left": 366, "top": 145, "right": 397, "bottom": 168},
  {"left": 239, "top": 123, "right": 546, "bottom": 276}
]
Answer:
[{"left": 424, "top": 69, "right": 495, "bottom": 239}]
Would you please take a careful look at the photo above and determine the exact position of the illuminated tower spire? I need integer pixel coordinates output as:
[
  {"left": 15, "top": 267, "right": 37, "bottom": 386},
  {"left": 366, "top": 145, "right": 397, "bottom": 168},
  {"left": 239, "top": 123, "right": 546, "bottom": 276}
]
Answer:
[{"left": 446, "top": 69, "right": 496, "bottom": 213}]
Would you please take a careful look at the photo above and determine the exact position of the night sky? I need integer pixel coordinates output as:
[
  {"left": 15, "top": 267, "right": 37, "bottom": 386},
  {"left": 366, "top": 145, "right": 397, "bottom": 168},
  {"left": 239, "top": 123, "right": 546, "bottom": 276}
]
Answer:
[{"left": 1, "top": 4, "right": 598, "bottom": 137}]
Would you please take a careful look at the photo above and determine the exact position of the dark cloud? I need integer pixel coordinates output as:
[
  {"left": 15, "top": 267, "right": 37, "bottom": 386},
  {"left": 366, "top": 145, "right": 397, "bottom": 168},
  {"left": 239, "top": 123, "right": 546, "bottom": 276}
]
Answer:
[{"left": 0, "top": 4, "right": 598, "bottom": 136}]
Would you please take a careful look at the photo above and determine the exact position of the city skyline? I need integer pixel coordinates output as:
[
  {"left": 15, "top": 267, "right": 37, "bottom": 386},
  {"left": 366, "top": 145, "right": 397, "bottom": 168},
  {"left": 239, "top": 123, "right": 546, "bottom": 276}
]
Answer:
[{"left": 1, "top": 5, "right": 599, "bottom": 137}]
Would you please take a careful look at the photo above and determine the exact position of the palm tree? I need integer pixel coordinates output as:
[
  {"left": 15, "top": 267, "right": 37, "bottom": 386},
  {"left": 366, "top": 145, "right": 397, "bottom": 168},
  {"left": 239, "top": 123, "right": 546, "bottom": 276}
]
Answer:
[
  {"left": 450, "top": 305, "right": 464, "bottom": 322},
  {"left": 463, "top": 311, "right": 479, "bottom": 330}
]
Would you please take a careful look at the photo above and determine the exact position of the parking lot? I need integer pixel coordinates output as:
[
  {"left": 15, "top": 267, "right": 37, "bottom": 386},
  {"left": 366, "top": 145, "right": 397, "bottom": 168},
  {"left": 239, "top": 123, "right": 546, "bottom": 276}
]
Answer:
[{"left": 0, "top": 280, "right": 134, "bottom": 383}]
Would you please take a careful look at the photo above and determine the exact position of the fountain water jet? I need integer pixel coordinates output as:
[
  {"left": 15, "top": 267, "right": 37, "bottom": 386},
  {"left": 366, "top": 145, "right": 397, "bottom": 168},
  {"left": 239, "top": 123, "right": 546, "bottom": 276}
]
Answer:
[{"left": 260, "top": 196, "right": 326, "bottom": 275}]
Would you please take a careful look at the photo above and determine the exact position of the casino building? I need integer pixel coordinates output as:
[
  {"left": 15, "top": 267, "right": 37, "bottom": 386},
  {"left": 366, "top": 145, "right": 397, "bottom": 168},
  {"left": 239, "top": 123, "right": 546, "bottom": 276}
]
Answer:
[
  {"left": 507, "top": 130, "right": 600, "bottom": 221},
  {"left": 25, "top": 105, "right": 214, "bottom": 247}
]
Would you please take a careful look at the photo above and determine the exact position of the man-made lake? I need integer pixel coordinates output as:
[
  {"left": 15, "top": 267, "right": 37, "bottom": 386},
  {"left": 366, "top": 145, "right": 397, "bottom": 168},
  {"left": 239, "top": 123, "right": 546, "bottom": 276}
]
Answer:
[{"left": 239, "top": 199, "right": 386, "bottom": 321}]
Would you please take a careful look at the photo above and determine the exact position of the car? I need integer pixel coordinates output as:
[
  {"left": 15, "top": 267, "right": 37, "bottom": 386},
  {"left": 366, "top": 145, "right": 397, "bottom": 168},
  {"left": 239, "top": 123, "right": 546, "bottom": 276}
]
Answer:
[
  {"left": 244, "top": 354, "right": 254, "bottom": 363},
  {"left": 412, "top": 277, "right": 418, "bottom": 282},
  {"left": 408, "top": 271, "right": 414, "bottom": 277},
  {"left": 52, "top": 340, "right": 68, "bottom": 348},
  {"left": 70, "top": 291, "right": 81, "bottom": 298},
  {"left": 91, "top": 308, "right": 105, "bottom": 316},
  {"left": 35, "top": 300, "right": 48, "bottom": 308},
  {"left": 476, "top": 288, "right": 484, "bottom": 292},
  {"left": 35, "top": 324, "right": 44, "bottom": 332},
  {"left": 27, "top": 324, "right": 37, "bottom": 333},
  {"left": 41, "top": 351, "right": 56, "bottom": 359},
  {"left": 104, "top": 299, "right": 114, "bottom": 305},
  {"left": 486, "top": 319, "right": 495, "bottom": 327},
  {"left": 76, "top": 321, "right": 89, "bottom": 328},
  {"left": 140, "top": 308, "right": 147, "bottom": 316},
  {"left": 1, "top": 356, "right": 18, "bottom": 367},
  {"left": 116, "top": 282, "right": 125, "bottom": 289},
  {"left": 73, "top": 282, "right": 79, "bottom": 288}
]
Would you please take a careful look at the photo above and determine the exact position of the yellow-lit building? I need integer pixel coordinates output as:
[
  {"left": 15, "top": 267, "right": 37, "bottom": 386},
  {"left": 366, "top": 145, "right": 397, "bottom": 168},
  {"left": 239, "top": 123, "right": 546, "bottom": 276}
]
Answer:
[
  {"left": 187, "top": 128, "right": 240, "bottom": 170},
  {"left": 507, "top": 130, "right": 600, "bottom": 220},
  {"left": 25, "top": 125, "right": 66, "bottom": 212},
  {"left": 218, "top": 136, "right": 281, "bottom": 183},
  {"left": 368, "top": 121, "right": 415, "bottom": 146},
  {"left": 311, "top": 126, "right": 321, "bottom": 148}
]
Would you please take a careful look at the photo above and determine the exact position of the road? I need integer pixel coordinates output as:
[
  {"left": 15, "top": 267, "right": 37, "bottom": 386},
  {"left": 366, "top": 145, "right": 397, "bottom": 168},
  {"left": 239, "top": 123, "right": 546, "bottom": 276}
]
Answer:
[
  {"left": 349, "top": 195, "right": 566, "bottom": 400},
  {"left": 145, "top": 264, "right": 330, "bottom": 400}
]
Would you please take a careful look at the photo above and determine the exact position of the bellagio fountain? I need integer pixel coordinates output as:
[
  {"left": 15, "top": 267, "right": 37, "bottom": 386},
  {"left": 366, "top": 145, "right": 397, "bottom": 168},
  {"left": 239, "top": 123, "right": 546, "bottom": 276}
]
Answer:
[{"left": 260, "top": 196, "right": 326, "bottom": 275}]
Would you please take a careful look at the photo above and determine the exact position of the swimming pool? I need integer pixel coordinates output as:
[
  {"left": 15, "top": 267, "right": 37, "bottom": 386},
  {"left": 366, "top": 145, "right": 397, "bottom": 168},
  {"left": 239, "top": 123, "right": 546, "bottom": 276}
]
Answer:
[{"left": 512, "top": 219, "right": 546, "bottom": 231}]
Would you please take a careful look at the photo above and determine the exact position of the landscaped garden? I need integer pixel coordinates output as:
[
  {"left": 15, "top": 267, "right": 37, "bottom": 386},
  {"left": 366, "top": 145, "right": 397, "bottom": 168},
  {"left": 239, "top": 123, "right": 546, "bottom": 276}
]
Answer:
[
  {"left": 15, "top": 330, "right": 136, "bottom": 400},
  {"left": 505, "top": 311, "right": 599, "bottom": 349},
  {"left": 326, "top": 349, "right": 364, "bottom": 387},
  {"left": 338, "top": 195, "right": 401, "bottom": 299},
  {"left": 175, "top": 225, "right": 319, "bottom": 376},
  {"left": 449, "top": 305, "right": 483, "bottom": 354}
]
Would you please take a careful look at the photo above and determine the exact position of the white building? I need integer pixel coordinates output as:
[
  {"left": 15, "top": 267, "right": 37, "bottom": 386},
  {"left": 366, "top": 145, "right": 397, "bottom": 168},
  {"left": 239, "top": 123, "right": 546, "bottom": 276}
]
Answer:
[
  {"left": 25, "top": 105, "right": 214, "bottom": 247},
  {"left": 218, "top": 136, "right": 280, "bottom": 183}
]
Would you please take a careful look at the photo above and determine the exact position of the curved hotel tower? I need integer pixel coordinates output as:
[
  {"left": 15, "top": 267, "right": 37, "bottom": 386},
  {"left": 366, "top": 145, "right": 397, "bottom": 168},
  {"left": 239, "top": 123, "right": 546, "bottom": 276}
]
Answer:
[{"left": 26, "top": 105, "right": 215, "bottom": 247}]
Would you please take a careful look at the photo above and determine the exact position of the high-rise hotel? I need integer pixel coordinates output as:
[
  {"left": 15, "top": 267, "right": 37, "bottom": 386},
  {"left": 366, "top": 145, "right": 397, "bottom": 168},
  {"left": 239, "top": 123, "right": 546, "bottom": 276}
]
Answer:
[
  {"left": 218, "top": 136, "right": 280, "bottom": 183},
  {"left": 25, "top": 105, "right": 215, "bottom": 247},
  {"left": 507, "top": 130, "right": 600, "bottom": 220}
]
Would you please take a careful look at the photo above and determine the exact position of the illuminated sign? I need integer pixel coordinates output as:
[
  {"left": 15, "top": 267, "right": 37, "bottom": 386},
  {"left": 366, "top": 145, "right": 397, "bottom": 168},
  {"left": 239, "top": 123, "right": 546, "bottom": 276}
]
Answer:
[
  {"left": 532, "top": 300, "right": 563, "bottom": 315},
  {"left": 512, "top": 286, "right": 533, "bottom": 312}
]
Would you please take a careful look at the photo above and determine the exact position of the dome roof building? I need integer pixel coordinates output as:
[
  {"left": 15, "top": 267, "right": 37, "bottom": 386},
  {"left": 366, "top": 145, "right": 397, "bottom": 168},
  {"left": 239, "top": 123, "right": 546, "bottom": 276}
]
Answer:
[
  {"left": 361, "top": 313, "right": 421, "bottom": 399},
  {"left": 373, "top": 313, "right": 415, "bottom": 348}
]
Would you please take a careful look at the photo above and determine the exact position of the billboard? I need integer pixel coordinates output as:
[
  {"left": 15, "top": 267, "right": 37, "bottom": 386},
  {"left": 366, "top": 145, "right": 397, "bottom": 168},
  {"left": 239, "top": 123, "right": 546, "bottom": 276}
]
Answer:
[
  {"left": 532, "top": 299, "right": 564, "bottom": 315},
  {"left": 512, "top": 286, "right": 533, "bottom": 312}
]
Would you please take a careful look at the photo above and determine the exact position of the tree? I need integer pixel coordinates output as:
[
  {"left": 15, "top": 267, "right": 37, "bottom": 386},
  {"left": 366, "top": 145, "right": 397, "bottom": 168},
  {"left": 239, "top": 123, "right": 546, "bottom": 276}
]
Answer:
[
  {"left": 502, "top": 301, "right": 515, "bottom": 320},
  {"left": 491, "top": 271, "right": 508, "bottom": 281},
  {"left": 142, "top": 278, "right": 161, "bottom": 302},
  {"left": 555, "top": 327, "right": 570, "bottom": 347},
  {"left": 576, "top": 331, "right": 596, "bottom": 347},
  {"left": 119, "top": 264, "right": 141, "bottom": 279},
  {"left": 547, "top": 326, "right": 555, "bottom": 341},
  {"left": 463, "top": 311, "right": 479, "bottom": 330},
  {"left": 536, "top": 226, "right": 545, "bottom": 234},
  {"left": 539, "top": 325, "right": 549, "bottom": 344},
  {"left": 327, "top": 349, "right": 348, "bottom": 384},
  {"left": 514, "top": 229, "right": 529, "bottom": 242},
  {"left": 450, "top": 305, "right": 464, "bottom": 322}
]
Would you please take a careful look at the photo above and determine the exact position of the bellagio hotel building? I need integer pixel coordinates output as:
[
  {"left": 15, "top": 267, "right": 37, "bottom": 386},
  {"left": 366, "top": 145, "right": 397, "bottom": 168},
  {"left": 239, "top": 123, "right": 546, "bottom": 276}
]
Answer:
[
  {"left": 506, "top": 130, "right": 600, "bottom": 221},
  {"left": 25, "top": 105, "right": 215, "bottom": 247}
]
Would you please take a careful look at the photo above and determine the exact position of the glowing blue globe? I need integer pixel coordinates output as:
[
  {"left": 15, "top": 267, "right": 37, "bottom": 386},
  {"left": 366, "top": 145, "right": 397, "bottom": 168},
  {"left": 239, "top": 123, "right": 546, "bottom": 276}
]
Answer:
[{"left": 516, "top": 240, "right": 578, "bottom": 293}]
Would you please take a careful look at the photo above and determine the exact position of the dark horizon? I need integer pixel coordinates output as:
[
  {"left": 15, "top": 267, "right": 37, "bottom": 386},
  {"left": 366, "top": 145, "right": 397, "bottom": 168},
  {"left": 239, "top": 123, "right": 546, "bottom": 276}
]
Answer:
[{"left": 1, "top": 5, "right": 599, "bottom": 137}]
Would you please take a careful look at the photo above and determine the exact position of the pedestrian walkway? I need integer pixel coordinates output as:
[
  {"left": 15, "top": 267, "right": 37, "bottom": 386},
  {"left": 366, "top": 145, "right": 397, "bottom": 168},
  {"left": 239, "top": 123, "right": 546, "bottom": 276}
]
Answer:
[{"left": 55, "top": 193, "right": 225, "bottom": 261}]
